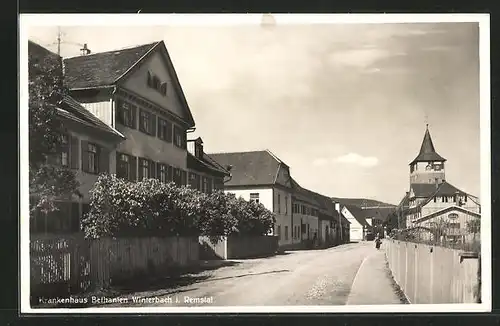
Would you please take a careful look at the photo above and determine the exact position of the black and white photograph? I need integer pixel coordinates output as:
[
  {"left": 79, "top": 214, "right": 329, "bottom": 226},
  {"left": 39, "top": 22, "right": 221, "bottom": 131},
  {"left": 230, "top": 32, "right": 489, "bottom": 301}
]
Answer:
[{"left": 19, "top": 14, "right": 491, "bottom": 313}]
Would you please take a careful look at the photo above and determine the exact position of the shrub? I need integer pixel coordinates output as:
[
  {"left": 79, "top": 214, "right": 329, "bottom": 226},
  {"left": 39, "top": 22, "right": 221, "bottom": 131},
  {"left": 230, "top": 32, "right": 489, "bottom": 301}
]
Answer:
[{"left": 82, "top": 174, "right": 276, "bottom": 240}]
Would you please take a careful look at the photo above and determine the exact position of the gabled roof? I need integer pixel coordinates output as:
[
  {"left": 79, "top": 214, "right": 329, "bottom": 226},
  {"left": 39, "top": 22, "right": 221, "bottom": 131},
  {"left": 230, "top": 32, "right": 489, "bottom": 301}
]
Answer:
[
  {"left": 342, "top": 204, "right": 370, "bottom": 227},
  {"left": 63, "top": 40, "right": 196, "bottom": 128},
  {"left": 58, "top": 95, "right": 125, "bottom": 139},
  {"left": 209, "top": 150, "right": 286, "bottom": 187},
  {"left": 187, "top": 152, "right": 230, "bottom": 177},
  {"left": 410, "top": 125, "right": 446, "bottom": 165},
  {"left": 28, "top": 40, "right": 124, "bottom": 140},
  {"left": 63, "top": 42, "right": 159, "bottom": 89},
  {"left": 414, "top": 205, "right": 481, "bottom": 224},
  {"left": 411, "top": 183, "right": 441, "bottom": 198}
]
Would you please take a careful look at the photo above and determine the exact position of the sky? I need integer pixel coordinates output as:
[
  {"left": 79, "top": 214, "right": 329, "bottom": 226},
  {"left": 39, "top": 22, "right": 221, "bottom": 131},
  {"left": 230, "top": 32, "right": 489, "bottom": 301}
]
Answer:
[{"left": 27, "top": 19, "right": 482, "bottom": 205}]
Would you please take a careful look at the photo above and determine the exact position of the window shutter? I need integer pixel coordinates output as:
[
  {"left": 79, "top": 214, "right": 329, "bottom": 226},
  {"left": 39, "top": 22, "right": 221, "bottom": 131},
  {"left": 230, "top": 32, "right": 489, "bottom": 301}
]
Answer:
[
  {"left": 138, "top": 158, "right": 144, "bottom": 180},
  {"left": 116, "top": 152, "right": 122, "bottom": 178},
  {"left": 157, "top": 117, "right": 162, "bottom": 138},
  {"left": 151, "top": 114, "right": 157, "bottom": 136},
  {"left": 131, "top": 105, "right": 137, "bottom": 129},
  {"left": 147, "top": 71, "right": 153, "bottom": 88},
  {"left": 156, "top": 163, "right": 162, "bottom": 181},
  {"left": 130, "top": 156, "right": 137, "bottom": 181},
  {"left": 149, "top": 160, "right": 156, "bottom": 179},
  {"left": 70, "top": 135, "right": 79, "bottom": 170},
  {"left": 71, "top": 202, "right": 80, "bottom": 232},
  {"left": 81, "top": 140, "right": 89, "bottom": 173},
  {"left": 99, "top": 146, "right": 110, "bottom": 173},
  {"left": 166, "top": 121, "right": 173, "bottom": 142}
]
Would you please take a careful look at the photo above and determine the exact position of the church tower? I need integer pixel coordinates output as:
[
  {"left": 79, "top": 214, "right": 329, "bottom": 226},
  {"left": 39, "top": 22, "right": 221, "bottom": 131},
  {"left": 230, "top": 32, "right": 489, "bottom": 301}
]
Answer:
[{"left": 409, "top": 124, "right": 446, "bottom": 186}]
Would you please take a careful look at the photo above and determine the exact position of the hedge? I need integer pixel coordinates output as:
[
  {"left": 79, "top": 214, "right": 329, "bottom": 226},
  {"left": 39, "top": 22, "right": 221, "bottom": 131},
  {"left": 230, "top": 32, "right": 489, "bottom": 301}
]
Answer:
[{"left": 81, "top": 174, "right": 276, "bottom": 241}]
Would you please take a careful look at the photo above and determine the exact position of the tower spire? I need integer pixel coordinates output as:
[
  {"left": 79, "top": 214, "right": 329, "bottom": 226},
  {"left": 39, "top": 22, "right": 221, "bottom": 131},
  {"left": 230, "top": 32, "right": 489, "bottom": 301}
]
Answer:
[{"left": 409, "top": 125, "right": 446, "bottom": 165}]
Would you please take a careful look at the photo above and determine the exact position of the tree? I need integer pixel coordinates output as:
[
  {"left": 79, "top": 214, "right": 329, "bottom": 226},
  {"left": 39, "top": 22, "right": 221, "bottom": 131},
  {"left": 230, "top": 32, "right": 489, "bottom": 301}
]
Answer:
[
  {"left": 466, "top": 218, "right": 480, "bottom": 242},
  {"left": 428, "top": 218, "right": 451, "bottom": 243},
  {"left": 29, "top": 47, "right": 80, "bottom": 215}
]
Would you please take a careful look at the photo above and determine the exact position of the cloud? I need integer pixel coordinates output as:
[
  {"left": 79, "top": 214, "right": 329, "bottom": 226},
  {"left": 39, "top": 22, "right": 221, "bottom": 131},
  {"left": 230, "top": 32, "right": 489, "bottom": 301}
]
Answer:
[{"left": 333, "top": 153, "right": 379, "bottom": 167}]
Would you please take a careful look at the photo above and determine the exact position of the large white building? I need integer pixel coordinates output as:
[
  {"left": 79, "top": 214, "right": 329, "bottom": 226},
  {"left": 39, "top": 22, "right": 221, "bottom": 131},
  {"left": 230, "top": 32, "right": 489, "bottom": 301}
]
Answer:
[{"left": 398, "top": 125, "right": 481, "bottom": 242}]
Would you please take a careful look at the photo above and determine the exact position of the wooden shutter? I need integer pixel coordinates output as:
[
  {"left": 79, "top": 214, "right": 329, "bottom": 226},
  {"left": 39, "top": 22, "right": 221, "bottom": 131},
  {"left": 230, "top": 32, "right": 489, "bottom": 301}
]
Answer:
[
  {"left": 81, "top": 140, "right": 89, "bottom": 173},
  {"left": 71, "top": 202, "right": 80, "bottom": 232},
  {"left": 147, "top": 71, "right": 153, "bottom": 88},
  {"left": 99, "top": 146, "right": 109, "bottom": 174},
  {"left": 138, "top": 158, "right": 144, "bottom": 180},
  {"left": 130, "top": 156, "right": 137, "bottom": 181},
  {"left": 70, "top": 135, "right": 79, "bottom": 170},
  {"left": 131, "top": 105, "right": 137, "bottom": 129},
  {"left": 151, "top": 114, "right": 157, "bottom": 136},
  {"left": 156, "top": 162, "right": 162, "bottom": 181},
  {"left": 157, "top": 117, "right": 162, "bottom": 139},
  {"left": 149, "top": 160, "right": 156, "bottom": 179},
  {"left": 166, "top": 121, "right": 172, "bottom": 142}
]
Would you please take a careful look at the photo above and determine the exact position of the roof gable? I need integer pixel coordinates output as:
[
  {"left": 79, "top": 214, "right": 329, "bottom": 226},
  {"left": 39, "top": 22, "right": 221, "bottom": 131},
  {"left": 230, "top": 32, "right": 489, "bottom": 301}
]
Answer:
[
  {"left": 410, "top": 125, "right": 446, "bottom": 164},
  {"left": 415, "top": 205, "right": 481, "bottom": 224},
  {"left": 341, "top": 205, "right": 369, "bottom": 227},
  {"left": 63, "top": 41, "right": 195, "bottom": 127},
  {"left": 209, "top": 150, "right": 282, "bottom": 187}
]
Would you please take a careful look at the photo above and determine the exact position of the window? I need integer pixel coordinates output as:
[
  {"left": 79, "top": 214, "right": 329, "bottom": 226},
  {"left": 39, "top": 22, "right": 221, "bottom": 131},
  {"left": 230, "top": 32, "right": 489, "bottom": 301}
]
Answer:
[
  {"left": 207, "top": 178, "right": 213, "bottom": 194},
  {"left": 449, "top": 223, "right": 460, "bottom": 229},
  {"left": 173, "top": 168, "right": 182, "bottom": 186},
  {"left": 60, "top": 134, "right": 69, "bottom": 167},
  {"left": 202, "top": 177, "right": 208, "bottom": 193},
  {"left": 158, "top": 164, "right": 168, "bottom": 183},
  {"left": 116, "top": 100, "right": 135, "bottom": 128},
  {"left": 117, "top": 153, "right": 131, "bottom": 180},
  {"left": 277, "top": 225, "right": 281, "bottom": 240},
  {"left": 433, "top": 197, "right": 437, "bottom": 203},
  {"left": 181, "top": 170, "right": 187, "bottom": 186},
  {"left": 160, "top": 82, "right": 167, "bottom": 96},
  {"left": 87, "top": 143, "right": 98, "bottom": 174},
  {"left": 147, "top": 72, "right": 168, "bottom": 96},
  {"left": 285, "top": 196, "right": 288, "bottom": 214},
  {"left": 140, "top": 158, "right": 150, "bottom": 180},
  {"left": 443, "top": 196, "right": 448, "bottom": 203},
  {"left": 250, "top": 193, "right": 259, "bottom": 203},
  {"left": 277, "top": 194, "right": 281, "bottom": 213},
  {"left": 448, "top": 213, "right": 459, "bottom": 220},
  {"left": 139, "top": 109, "right": 155, "bottom": 135},
  {"left": 157, "top": 118, "right": 172, "bottom": 142},
  {"left": 285, "top": 226, "right": 289, "bottom": 240},
  {"left": 173, "top": 125, "right": 186, "bottom": 148}
]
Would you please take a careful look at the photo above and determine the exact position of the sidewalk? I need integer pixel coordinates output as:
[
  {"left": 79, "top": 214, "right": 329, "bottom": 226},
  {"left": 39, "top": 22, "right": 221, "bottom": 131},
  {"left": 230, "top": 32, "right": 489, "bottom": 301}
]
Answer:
[{"left": 345, "top": 244, "right": 404, "bottom": 305}]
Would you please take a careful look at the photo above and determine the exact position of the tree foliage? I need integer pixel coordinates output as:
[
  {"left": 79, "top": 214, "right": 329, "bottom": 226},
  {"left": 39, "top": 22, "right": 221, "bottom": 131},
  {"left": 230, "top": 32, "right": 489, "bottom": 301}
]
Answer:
[
  {"left": 29, "top": 47, "right": 80, "bottom": 215},
  {"left": 82, "top": 174, "right": 276, "bottom": 240}
]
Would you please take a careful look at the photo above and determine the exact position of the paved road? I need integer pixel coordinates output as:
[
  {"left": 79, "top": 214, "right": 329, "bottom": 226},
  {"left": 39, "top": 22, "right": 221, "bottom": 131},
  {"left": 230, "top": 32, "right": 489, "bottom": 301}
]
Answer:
[{"left": 105, "top": 241, "right": 401, "bottom": 307}]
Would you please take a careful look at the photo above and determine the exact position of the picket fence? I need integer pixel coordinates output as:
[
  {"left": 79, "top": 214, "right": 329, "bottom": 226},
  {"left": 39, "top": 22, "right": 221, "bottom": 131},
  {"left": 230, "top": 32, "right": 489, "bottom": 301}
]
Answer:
[{"left": 30, "top": 234, "right": 199, "bottom": 298}]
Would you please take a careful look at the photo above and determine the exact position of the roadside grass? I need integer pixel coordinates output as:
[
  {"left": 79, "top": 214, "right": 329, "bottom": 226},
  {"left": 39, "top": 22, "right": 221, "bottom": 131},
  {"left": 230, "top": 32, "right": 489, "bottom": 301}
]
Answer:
[{"left": 384, "top": 260, "right": 410, "bottom": 304}]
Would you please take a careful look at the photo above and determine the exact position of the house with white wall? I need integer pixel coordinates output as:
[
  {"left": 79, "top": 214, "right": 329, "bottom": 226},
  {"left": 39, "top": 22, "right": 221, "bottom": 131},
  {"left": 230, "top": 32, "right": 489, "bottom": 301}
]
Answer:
[
  {"left": 210, "top": 150, "right": 294, "bottom": 248},
  {"left": 337, "top": 204, "right": 369, "bottom": 242}
]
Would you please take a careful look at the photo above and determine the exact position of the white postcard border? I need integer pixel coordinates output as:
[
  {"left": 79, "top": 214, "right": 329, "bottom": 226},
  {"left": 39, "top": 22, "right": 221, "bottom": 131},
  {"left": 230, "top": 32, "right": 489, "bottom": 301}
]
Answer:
[{"left": 19, "top": 13, "right": 491, "bottom": 314}]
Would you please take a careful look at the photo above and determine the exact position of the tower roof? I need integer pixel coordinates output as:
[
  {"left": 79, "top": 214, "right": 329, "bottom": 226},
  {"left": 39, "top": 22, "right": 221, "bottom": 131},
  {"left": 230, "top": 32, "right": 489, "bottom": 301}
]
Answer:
[{"left": 410, "top": 125, "right": 446, "bottom": 165}]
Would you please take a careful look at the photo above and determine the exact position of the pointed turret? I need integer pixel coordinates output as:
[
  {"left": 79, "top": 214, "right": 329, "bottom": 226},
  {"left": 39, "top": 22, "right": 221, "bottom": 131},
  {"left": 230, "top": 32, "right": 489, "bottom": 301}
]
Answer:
[{"left": 410, "top": 124, "right": 446, "bottom": 165}]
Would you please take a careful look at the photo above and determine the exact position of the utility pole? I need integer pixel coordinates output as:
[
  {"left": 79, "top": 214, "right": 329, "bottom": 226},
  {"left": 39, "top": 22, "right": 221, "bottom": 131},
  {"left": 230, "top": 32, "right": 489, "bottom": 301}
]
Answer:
[{"left": 57, "top": 27, "right": 62, "bottom": 56}]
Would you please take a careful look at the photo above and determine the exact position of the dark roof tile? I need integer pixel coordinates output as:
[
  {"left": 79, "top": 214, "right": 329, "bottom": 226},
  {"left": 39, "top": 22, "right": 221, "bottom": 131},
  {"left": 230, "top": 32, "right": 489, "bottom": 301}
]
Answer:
[
  {"left": 410, "top": 126, "right": 446, "bottom": 164},
  {"left": 209, "top": 150, "right": 282, "bottom": 187},
  {"left": 63, "top": 42, "right": 159, "bottom": 89}
]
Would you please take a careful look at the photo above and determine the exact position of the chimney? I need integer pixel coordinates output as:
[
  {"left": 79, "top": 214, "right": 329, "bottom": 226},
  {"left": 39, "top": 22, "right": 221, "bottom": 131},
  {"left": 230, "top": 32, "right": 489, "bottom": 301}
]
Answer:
[
  {"left": 195, "top": 139, "right": 204, "bottom": 159},
  {"left": 80, "top": 43, "right": 91, "bottom": 56}
]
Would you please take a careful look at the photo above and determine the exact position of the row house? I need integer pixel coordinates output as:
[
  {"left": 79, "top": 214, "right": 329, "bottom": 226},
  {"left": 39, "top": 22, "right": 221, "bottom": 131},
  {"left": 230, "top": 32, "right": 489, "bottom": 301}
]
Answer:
[
  {"left": 210, "top": 150, "right": 350, "bottom": 249},
  {"left": 29, "top": 40, "right": 229, "bottom": 234},
  {"left": 209, "top": 150, "right": 294, "bottom": 248}
]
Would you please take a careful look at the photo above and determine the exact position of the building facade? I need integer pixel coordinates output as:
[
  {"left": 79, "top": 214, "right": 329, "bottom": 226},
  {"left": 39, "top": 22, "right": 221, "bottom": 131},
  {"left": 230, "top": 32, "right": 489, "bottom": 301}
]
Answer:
[
  {"left": 62, "top": 41, "right": 228, "bottom": 192},
  {"left": 29, "top": 41, "right": 125, "bottom": 235},
  {"left": 210, "top": 150, "right": 294, "bottom": 247},
  {"left": 398, "top": 125, "right": 481, "bottom": 242}
]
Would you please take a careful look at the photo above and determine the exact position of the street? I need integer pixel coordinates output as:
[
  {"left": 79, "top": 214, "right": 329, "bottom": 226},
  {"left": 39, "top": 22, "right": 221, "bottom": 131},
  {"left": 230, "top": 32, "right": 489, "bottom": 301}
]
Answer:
[{"left": 103, "top": 241, "right": 403, "bottom": 307}]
